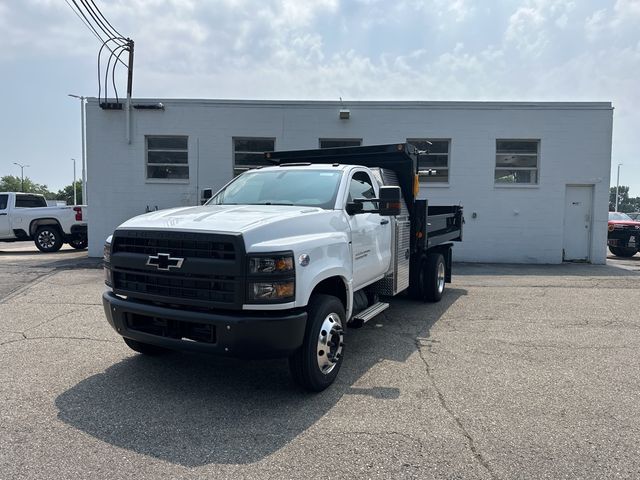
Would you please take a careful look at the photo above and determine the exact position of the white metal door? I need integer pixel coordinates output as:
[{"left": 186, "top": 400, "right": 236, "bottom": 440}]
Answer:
[
  {"left": 563, "top": 185, "right": 593, "bottom": 261},
  {"left": 346, "top": 171, "right": 392, "bottom": 289}
]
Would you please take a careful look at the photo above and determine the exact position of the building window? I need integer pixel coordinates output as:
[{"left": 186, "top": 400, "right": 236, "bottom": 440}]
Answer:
[
  {"left": 495, "top": 140, "right": 539, "bottom": 185},
  {"left": 407, "top": 139, "right": 450, "bottom": 183},
  {"left": 319, "top": 138, "right": 362, "bottom": 149},
  {"left": 233, "top": 137, "right": 276, "bottom": 175},
  {"left": 146, "top": 136, "right": 189, "bottom": 180}
]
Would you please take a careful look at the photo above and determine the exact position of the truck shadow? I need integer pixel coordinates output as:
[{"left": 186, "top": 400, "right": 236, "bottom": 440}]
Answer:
[{"left": 55, "top": 288, "right": 466, "bottom": 467}]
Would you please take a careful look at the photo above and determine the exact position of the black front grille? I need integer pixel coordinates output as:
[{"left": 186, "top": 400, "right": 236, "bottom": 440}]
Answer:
[
  {"left": 110, "top": 230, "right": 245, "bottom": 309},
  {"left": 113, "top": 235, "right": 236, "bottom": 260},
  {"left": 126, "top": 313, "right": 216, "bottom": 344},
  {"left": 113, "top": 269, "right": 237, "bottom": 303}
]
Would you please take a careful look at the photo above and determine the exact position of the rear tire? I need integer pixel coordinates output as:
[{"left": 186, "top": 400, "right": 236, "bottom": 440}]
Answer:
[
  {"left": 289, "top": 294, "right": 345, "bottom": 392},
  {"left": 34, "top": 225, "right": 63, "bottom": 253},
  {"left": 123, "top": 337, "right": 169, "bottom": 356},
  {"left": 409, "top": 253, "right": 446, "bottom": 302},
  {"left": 609, "top": 246, "right": 638, "bottom": 258},
  {"left": 69, "top": 237, "right": 88, "bottom": 250},
  {"left": 425, "top": 253, "right": 446, "bottom": 302}
]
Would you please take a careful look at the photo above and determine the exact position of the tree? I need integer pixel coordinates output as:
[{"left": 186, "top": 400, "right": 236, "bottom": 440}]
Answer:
[
  {"left": 0, "top": 175, "right": 54, "bottom": 198},
  {"left": 609, "top": 186, "right": 640, "bottom": 212},
  {"left": 55, "top": 181, "right": 83, "bottom": 205}
]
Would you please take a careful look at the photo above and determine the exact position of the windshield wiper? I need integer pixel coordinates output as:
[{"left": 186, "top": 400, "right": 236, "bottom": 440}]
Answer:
[{"left": 247, "top": 202, "right": 294, "bottom": 206}]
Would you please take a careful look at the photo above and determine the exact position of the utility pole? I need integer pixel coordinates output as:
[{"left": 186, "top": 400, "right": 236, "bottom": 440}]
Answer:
[
  {"left": 68, "top": 94, "right": 87, "bottom": 205},
  {"left": 615, "top": 163, "right": 622, "bottom": 212},
  {"left": 126, "top": 39, "right": 134, "bottom": 144},
  {"left": 13, "top": 162, "right": 29, "bottom": 192},
  {"left": 71, "top": 158, "right": 77, "bottom": 205}
]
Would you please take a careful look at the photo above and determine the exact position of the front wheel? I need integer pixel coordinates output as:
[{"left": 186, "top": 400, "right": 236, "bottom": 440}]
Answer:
[
  {"left": 34, "top": 226, "right": 63, "bottom": 253},
  {"left": 609, "top": 246, "right": 638, "bottom": 258},
  {"left": 289, "top": 294, "right": 345, "bottom": 392}
]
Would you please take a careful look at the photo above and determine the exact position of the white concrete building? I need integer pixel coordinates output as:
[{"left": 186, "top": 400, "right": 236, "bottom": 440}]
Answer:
[{"left": 86, "top": 99, "right": 613, "bottom": 263}]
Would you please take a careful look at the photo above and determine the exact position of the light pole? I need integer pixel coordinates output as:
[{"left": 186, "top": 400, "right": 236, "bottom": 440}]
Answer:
[
  {"left": 13, "top": 162, "right": 29, "bottom": 192},
  {"left": 615, "top": 163, "right": 623, "bottom": 212},
  {"left": 68, "top": 94, "right": 87, "bottom": 205},
  {"left": 71, "top": 158, "right": 77, "bottom": 205}
]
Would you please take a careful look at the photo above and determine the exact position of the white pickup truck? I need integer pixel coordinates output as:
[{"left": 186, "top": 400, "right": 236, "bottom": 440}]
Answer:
[
  {"left": 102, "top": 144, "right": 463, "bottom": 390},
  {"left": 0, "top": 192, "right": 88, "bottom": 252}
]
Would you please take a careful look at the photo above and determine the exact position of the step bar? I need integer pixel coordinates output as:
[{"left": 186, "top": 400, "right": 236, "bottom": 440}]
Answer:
[{"left": 352, "top": 302, "right": 390, "bottom": 324}]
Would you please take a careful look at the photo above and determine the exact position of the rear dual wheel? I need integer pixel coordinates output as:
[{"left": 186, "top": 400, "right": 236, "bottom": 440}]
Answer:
[{"left": 409, "top": 252, "right": 446, "bottom": 302}]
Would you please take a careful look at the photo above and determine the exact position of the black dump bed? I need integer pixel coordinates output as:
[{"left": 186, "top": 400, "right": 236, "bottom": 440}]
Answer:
[{"left": 266, "top": 143, "right": 463, "bottom": 253}]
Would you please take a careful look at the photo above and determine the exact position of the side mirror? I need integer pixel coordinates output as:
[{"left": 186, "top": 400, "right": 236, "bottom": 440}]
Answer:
[{"left": 378, "top": 186, "right": 402, "bottom": 216}]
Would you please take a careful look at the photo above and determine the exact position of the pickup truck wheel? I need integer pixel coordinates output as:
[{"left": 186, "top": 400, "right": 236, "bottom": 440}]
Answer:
[
  {"left": 123, "top": 337, "right": 169, "bottom": 356},
  {"left": 289, "top": 294, "right": 345, "bottom": 392},
  {"left": 425, "top": 253, "right": 446, "bottom": 303},
  {"left": 69, "top": 238, "right": 88, "bottom": 249},
  {"left": 609, "top": 246, "right": 638, "bottom": 257},
  {"left": 34, "top": 226, "right": 63, "bottom": 253}
]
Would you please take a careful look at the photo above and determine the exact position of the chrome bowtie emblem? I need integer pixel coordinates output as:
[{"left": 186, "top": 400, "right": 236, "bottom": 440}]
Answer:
[{"left": 146, "top": 253, "right": 184, "bottom": 271}]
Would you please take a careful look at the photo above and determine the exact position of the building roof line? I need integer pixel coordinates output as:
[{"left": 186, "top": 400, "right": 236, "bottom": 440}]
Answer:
[{"left": 86, "top": 98, "right": 613, "bottom": 110}]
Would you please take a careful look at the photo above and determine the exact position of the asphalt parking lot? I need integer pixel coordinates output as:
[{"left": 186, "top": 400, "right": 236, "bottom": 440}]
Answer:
[{"left": 1, "top": 245, "right": 640, "bottom": 479}]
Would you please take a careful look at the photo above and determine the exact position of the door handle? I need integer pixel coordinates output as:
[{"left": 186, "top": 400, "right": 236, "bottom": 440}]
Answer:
[
  {"left": 380, "top": 219, "right": 389, "bottom": 225},
  {"left": 0, "top": 213, "right": 7, "bottom": 216}
]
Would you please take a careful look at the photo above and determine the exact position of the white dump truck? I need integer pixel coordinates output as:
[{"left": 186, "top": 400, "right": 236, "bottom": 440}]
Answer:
[{"left": 102, "top": 144, "right": 463, "bottom": 390}]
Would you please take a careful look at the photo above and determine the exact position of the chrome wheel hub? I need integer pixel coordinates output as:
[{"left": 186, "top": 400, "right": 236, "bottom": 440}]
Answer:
[
  {"left": 316, "top": 313, "right": 344, "bottom": 375},
  {"left": 38, "top": 231, "right": 55, "bottom": 249},
  {"left": 437, "top": 261, "right": 446, "bottom": 294}
]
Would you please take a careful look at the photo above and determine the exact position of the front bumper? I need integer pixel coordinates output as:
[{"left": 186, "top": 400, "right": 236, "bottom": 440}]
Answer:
[{"left": 102, "top": 291, "right": 307, "bottom": 358}]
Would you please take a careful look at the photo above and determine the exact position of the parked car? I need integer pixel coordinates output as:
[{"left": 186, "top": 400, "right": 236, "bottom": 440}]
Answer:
[
  {"left": 0, "top": 192, "right": 87, "bottom": 252},
  {"left": 627, "top": 212, "right": 640, "bottom": 221},
  {"left": 608, "top": 211, "right": 640, "bottom": 257}
]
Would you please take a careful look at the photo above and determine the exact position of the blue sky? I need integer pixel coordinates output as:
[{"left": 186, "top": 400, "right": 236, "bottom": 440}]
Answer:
[{"left": 0, "top": 0, "right": 638, "bottom": 195}]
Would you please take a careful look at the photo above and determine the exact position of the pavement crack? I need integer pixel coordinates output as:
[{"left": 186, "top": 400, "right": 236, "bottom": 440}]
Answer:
[
  {"left": 0, "top": 335, "right": 118, "bottom": 348},
  {"left": 415, "top": 338, "right": 498, "bottom": 480}
]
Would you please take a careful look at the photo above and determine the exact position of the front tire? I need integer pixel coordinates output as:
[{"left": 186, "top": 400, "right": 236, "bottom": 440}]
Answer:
[
  {"left": 123, "top": 337, "right": 169, "bottom": 356},
  {"left": 609, "top": 246, "right": 638, "bottom": 258},
  {"left": 34, "top": 226, "right": 63, "bottom": 252},
  {"left": 289, "top": 294, "right": 345, "bottom": 392}
]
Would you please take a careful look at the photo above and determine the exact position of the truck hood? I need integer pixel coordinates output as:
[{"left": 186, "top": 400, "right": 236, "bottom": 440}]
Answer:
[{"left": 116, "top": 204, "right": 328, "bottom": 234}]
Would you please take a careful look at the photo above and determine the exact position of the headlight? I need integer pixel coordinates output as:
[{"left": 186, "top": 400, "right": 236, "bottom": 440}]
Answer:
[
  {"left": 249, "top": 281, "right": 295, "bottom": 301},
  {"left": 103, "top": 235, "right": 113, "bottom": 263},
  {"left": 249, "top": 253, "right": 294, "bottom": 274},
  {"left": 104, "top": 236, "right": 113, "bottom": 287}
]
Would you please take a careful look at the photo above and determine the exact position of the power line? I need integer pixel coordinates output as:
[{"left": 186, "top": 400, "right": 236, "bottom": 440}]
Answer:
[
  {"left": 80, "top": 0, "right": 126, "bottom": 46},
  {"left": 89, "top": 0, "right": 126, "bottom": 40},
  {"left": 64, "top": 0, "right": 128, "bottom": 68}
]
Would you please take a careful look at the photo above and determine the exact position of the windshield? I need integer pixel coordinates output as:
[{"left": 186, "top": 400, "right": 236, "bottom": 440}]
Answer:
[
  {"left": 609, "top": 212, "right": 633, "bottom": 221},
  {"left": 208, "top": 169, "right": 343, "bottom": 209}
]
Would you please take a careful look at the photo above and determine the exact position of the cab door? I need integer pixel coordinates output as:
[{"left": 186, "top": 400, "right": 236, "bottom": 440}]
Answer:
[
  {"left": 346, "top": 171, "right": 392, "bottom": 290},
  {"left": 0, "top": 194, "right": 11, "bottom": 238}
]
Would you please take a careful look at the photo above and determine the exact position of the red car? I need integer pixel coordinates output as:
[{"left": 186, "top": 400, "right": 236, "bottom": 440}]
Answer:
[{"left": 608, "top": 212, "right": 640, "bottom": 257}]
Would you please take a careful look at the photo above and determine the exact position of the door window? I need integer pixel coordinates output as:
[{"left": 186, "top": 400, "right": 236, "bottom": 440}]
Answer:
[
  {"left": 347, "top": 172, "right": 377, "bottom": 210},
  {"left": 0, "top": 194, "right": 7, "bottom": 210}
]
